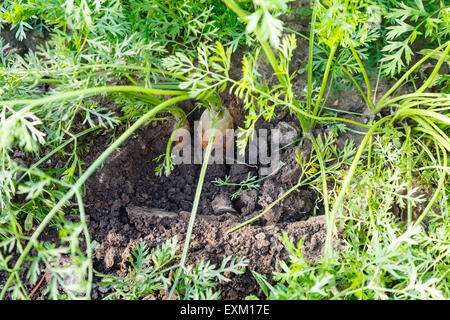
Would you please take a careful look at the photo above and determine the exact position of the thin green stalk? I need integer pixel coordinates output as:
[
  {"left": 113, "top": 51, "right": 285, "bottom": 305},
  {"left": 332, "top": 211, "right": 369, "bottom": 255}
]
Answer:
[
  {"left": 285, "top": 26, "right": 371, "bottom": 113},
  {"left": 403, "top": 125, "right": 413, "bottom": 224},
  {"left": 0, "top": 95, "right": 190, "bottom": 299},
  {"left": 376, "top": 92, "right": 448, "bottom": 111},
  {"left": 417, "top": 117, "right": 450, "bottom": 147},
  {"left": 124, "top": 74, "right": 140, "bottom": 86},
  {"left": 168, "top": 112, "right": 218, "bottom": 299},
  {"left": 307, "top": 0, "right": 319, "bottom": 117},
  {"left": 75, "top": 190, "right": 93, "bottom": 299},
  {"left": 291, "top": 98, "right": 371, "bottom": 129},
  {"left": 312, "top": 137, "right": 330, "bottom": 245},
  {"left": 164, "top": 118, "right": 188, "bottom": 176},
  {"left": 311, "top": 44, "right": 338, "bottom": 127},
  {"left": 77, "top": 63, "right": 189, "bottom": 81},
  {"left": 349, "top": 43, "right": 374, "bottom": 111},
  {"left": 2, "top": 85, "right": 185, "bottom": 108},
  {"left": 414, "top": 127, "right": 450, "bottom": 153},
  {"left": 228, "top": 182, "right": 302, "bottom": 233},
  {"left": 257, "top": 34, "right": 310, "bottom": 132},
  {"left": 395, "top": 109, "right": 450, "bottom": 141},
  {"left": 15, "top": 126, "right": 101, "bottom": 185},
  {"left": 388, "top": 97, "right": 450, "bottom": 112},
  {"left": 36, "top": 78, "right": 63, "bottom": 84},
  {"left": 416, "top": 41, "right": 450, "bottom": 94},
  {"left": 342, "top": 66, "right": 371, "bottom": 107},
  {"left": 366, "top": 137, "right": 377, "bottom": 234},
  {"left": 152, "top": 0, "right": 181, "bottom": 23},
  {"left": 317, "top": 73, "right": 335, "bottom": 117},
  {"left": 122, "top": 91, "right": 163, "bottom": 106},
  {"left": 221, "top": 0, "right": 249, "bottom": 18},
  {"left": 373, "top": 60, "right": 383, "bottom": 103}
]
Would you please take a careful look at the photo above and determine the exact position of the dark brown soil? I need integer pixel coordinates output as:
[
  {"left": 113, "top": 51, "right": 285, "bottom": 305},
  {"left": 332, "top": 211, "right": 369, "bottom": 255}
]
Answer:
[
  {"left": 0, "top": 25, "right": 48, "bottom": 56},
  {"left": 82, "top": 98, "right": 325, "bottom": 299}
]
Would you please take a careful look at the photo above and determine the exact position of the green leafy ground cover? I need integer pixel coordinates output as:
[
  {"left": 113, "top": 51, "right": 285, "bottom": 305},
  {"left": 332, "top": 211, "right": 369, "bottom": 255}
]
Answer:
[{"left": 0, "top": 0, "right": 449, "bottom": 299}]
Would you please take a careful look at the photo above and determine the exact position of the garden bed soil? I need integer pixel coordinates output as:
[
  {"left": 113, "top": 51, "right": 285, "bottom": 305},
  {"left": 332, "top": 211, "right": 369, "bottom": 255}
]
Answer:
[{"left": 82, "top": 106, "right": 328, "bottom": 299}]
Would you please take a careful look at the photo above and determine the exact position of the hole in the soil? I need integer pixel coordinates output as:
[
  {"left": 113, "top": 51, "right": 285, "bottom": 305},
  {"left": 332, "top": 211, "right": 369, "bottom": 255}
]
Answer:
[{"left": 119, "top": 207, "right": 129, "bottom": 224}]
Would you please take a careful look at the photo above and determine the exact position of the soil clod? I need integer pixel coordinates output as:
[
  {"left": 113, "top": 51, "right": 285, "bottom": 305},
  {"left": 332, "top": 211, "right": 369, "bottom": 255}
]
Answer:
[{"left": 212, "top": 193, "right": 238, "bottom": 215}]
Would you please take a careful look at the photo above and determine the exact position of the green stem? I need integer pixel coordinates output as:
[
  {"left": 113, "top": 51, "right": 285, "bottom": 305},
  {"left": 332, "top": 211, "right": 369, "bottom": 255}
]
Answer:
[
  {"left": 416, "top": 41, "right": 450, "bottom": 94},
  {"left": 312, "top": 44, "right": 338, "bottom": 127},
  {"left": 221, "top": 0, "right": 249, "bottom": 18},
  {"left": 284, "top": 26, "right": 369, "bottom": 112},
  {"left": 124, "top": 74, "right": 140, "bottom": 86},
  {"left": 15, "top": 126, "right": 101, "bottom": 185},
  {"left": 307, "top": 0, "right": 319, "bottom": 116},
  {"left": 168, "top": 112, "right": 218, "bottom": 299},
  {"left": 375, "top": 92, "right": 447, "bottom": 111},
  {"left": 228, "top": 182, "right": 302, "bottom": 233},
  {"left": 36, "top": 78, "right": 63, "bottom": 84},
  {"left": 311, "top": 137, "right": 330, "bottom": 251},
  {"left": 75, "top": 190, "right": 93, "bottom": 299},
  {"left": 259, "top": 37, "right": 311, "bottom": 133},
  {"left": 78, "top": 63, "right": 188, "bottom": 81},
  {"left": 152, "top": 0, "right": 181, "bottom": 23},
  {"left": 2, "top": 85, "right": 185, "bottom": 108},
  {"left": 349, "top": 43, "right": 374, "bottom": 111},
  {"left": 403, "top": 125, "right": 413, "bottom": 224},
  {"left": 342, "top": 66, "right": 371, "bottom": 107},
  {"left": 122, "top": 91, "right": 163, "bottom": 105},
  {"left": 0, "top": 95, "right": 191, "bottom": 299},
  {"left": 164, "top": 118, "right": 188, "bottom": 176},
  {"left": 316, "top": 68, "right": 335, "bottom": 120}
]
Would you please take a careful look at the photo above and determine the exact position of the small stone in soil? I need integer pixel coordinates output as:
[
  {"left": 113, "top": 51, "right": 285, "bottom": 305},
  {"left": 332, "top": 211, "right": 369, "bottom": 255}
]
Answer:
[
  {"left": 255, "top": 232, "right": 266, "bottom": 240},
  {"left": 274, "top": 121, "right": 299, "bottom": 147},
  {"left": 126, "top": 206, "right": 178, "bottom": 220},
  {"left": 212, "top": 193, "right": 237, "bottom": 215},
  {"left": 237, "top": 189, "right": 258, "bottom": 216}
]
